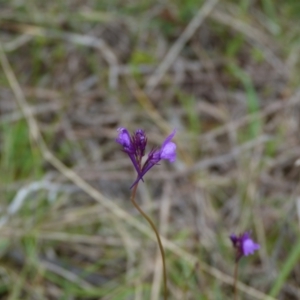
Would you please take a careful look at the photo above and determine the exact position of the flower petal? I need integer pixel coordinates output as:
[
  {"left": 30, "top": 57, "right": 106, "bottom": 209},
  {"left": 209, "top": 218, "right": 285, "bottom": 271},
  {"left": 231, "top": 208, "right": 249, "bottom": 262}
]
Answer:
[
  {"left": 160, "top": 142, "right": 176, "bottom": 162},
  {"left": 242, "top": 239, "right": 260, "bottom": 256},
  {"left": 161, "top": 129, "right": 176, "bottom": 149},
  {"left": 116, "top": 127, "right": 131, "bottom": 147}
]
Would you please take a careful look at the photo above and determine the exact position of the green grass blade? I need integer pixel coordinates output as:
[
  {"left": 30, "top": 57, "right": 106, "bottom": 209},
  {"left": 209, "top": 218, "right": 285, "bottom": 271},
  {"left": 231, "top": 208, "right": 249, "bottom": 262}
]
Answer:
[{"left": 269, "top": 236, "right": 300, "bottom": 297}]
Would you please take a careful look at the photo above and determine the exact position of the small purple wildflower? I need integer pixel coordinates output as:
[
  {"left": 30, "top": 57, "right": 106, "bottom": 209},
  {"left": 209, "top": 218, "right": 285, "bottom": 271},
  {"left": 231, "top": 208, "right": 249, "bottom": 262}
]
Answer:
[
  {"left": 116, "top": 128, "right": 146, "bottom": 177},
  {"left": 116, "top": 128, "right": 176, "bottom": 188},
  {"left": 230, "top": 232, "right": 260, "bottom": 262}
]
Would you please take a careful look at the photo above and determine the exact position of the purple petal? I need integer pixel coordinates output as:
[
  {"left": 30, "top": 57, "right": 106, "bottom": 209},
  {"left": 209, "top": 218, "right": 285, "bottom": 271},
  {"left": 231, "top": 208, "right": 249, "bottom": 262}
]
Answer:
[
  {"left": 116, "top": 127, "right": 131, "bottom": 147},
  {"left": 161, "top": 129, "right": 176, "bottom": 149},
  {"left": 160, "top": 141, "right": 176, "bottom": 162},
  {"left": 242, "top": 238, "right": 260, "bottom": 256},
  {"left": 241, "top": 232, "right": 251, "bottom": 241},
  {"left": 133, "top": 129, "right": 147, "bottom": 157}
]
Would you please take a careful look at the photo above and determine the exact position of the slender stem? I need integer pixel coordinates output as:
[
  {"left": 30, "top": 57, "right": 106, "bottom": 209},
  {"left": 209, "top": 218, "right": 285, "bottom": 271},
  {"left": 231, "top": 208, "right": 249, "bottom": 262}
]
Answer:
[
  {"left": 233, "top": 261, "right": 239, "bottom": 300},
  {"left": 130, "top": 183, "right": 168, "bottom": 300}
]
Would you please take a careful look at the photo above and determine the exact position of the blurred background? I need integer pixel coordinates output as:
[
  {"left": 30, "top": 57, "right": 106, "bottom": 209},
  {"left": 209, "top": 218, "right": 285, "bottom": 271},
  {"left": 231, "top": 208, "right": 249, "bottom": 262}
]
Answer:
[{"left": 0, "top": 0, "right": 300, "bottom": 299}]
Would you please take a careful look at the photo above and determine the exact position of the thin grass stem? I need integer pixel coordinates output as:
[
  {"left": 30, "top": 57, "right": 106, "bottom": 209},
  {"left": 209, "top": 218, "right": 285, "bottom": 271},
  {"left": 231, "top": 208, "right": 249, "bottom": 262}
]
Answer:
[
  {"left": 130, "top": 182, "right": 168, "bottom": 300},
  {"left": 234, "top": 261, "right": 239, "bottom": 300}
]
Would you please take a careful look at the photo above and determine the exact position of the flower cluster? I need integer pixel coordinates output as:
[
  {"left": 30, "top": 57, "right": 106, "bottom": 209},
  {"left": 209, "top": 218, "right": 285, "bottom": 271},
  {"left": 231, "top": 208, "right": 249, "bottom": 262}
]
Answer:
[
  {"left": 230, "top": 232, "right": 260, "bottom": 262},
  {"left": 116, "top": 128, "right": 176, "bottom": 188}
]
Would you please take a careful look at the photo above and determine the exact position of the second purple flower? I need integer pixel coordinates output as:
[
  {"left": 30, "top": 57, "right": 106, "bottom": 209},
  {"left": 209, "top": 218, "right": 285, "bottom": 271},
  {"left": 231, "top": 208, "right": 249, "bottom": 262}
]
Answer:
[{"left": 230, "top": 232, "right": 260, "bottom": 262}]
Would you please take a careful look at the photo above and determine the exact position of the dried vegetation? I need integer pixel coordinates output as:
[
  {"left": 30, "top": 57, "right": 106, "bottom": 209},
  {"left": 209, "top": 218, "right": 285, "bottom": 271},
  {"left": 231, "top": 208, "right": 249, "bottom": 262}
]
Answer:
[{"left": 0, "top": 0, "right": 300, "bottom": 299}]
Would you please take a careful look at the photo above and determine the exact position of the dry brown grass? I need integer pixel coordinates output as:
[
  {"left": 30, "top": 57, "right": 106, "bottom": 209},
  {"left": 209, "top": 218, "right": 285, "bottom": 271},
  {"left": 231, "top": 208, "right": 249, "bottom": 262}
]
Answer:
[{"left": 0, "top": 1, "right": 300, "bottom": 299}]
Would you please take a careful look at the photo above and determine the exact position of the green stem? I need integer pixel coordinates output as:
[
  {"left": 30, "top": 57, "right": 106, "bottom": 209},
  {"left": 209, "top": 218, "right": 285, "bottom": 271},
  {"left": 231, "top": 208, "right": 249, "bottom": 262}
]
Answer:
[
  {"left": 234, "top": 261, "right": 239, "bottom": 300},
  {"left": 130, "top": 183, "right": 168, "bottom": 300}
]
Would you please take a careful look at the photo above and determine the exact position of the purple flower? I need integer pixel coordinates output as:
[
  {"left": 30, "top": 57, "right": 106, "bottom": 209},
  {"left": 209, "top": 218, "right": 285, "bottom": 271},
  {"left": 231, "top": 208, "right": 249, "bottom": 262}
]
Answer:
[
  {"left": 116, "top": 128, "right": 147, "bottom": 178},
  {"left": 116, "top": 128, "right": 176, "bottom": 188},
  {"left": 116, "top": 128, "right": 147, "bottom": 157},
  {"left": 230, "top": 232, "right": 260, "bottom": 261}
]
